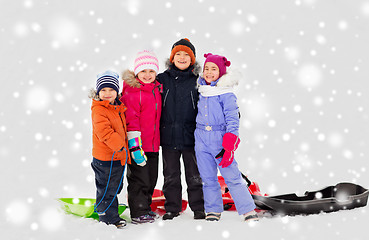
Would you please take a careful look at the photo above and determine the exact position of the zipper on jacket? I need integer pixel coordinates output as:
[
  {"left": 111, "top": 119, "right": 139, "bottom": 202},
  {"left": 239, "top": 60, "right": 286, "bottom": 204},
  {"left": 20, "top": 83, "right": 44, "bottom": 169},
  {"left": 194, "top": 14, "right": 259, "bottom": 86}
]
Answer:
[
  {"left": 152, "top": 88, "right": 158, "bottom": 152},
  {"left": 190, "top": 91, "right": 195, "bottom": 110},
  {"left": 139, "top": 90, "right": 142, "bottom": 106},
  {"left": 163, "top": 89, "right": 169, "bottom": 107},
  {"left": 118, "top": 110, "right": 127, "bottom": 161}
]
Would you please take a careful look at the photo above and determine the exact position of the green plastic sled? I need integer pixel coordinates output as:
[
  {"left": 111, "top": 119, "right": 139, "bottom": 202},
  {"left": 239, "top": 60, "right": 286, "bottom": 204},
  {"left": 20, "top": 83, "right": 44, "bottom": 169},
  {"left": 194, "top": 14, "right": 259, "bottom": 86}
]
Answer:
[{"left": 58, "top": 198, "right": 127, "bottom": 220}]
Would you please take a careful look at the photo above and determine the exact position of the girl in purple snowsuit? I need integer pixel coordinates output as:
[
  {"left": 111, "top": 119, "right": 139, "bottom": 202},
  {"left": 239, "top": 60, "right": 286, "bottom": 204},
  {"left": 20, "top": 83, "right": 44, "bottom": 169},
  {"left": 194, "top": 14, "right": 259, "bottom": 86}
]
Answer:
[{"left": 194, "top": 53, "right": 258, "bottom": 222}]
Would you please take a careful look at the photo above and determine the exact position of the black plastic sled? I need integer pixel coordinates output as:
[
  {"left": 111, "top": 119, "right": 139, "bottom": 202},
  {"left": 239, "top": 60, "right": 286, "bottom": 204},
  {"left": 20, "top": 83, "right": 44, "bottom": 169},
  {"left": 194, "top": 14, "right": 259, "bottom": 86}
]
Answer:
[{"left": 253, "top": 182, "right": 369, "bottom": 216}]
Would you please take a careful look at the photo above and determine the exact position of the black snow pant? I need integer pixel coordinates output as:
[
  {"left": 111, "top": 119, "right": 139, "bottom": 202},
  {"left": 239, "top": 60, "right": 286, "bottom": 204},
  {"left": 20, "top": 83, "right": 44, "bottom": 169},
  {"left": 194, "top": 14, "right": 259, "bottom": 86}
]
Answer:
[
  {"left": 91, "top": 158, "right": 125, "bottom": 225},
  {"left": 127, "top": 152, "right": 159, "bottom": 218},
  {"left": 162, "top": 148, "right": 205, "bottom": 213}
]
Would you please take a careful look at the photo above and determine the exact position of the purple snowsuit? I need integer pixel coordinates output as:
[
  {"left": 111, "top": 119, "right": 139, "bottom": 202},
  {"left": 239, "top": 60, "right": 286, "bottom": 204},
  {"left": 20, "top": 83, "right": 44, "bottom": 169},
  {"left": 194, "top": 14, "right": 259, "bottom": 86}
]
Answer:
[{"left": 194, "top": 71, "right": 256, "bottom": 215}]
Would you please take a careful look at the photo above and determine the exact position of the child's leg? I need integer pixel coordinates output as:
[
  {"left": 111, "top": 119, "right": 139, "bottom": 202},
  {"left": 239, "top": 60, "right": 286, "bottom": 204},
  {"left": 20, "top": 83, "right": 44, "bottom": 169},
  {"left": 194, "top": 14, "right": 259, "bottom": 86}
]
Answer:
[
  {"left": 91, "top": 158, "right": 124, "bottom": 224},
  {"left": 127, "top": 158, "right": 152, "bottom": 218},
  {"left": 217, "top": 159, "right": 256, "bottom": 215},
  {"left": 146, "top": 152, "right": 159, "bottom": 206},
  {"left": 182, "top": 149, "right": 204, "bottom": 212},
  {"left": 195, "top": 149, "right": 223, "bottom": 214},
  {"left": 162, "top": 148, "right": 182, "bottom": 213}
]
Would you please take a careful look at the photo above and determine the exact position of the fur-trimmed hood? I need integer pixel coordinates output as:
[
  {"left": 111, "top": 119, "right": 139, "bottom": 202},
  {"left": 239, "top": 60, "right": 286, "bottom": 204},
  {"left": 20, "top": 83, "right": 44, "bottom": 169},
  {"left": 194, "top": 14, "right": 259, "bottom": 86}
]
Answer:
[
  {"left": 88, "top": 89, "right": 100, "bottom": 100},
  {"left": 198, "top": 68, "right": 242, "bottom": 88},
  {"left": 197, "top": 69, "right": 242, "bottom": 97},
  {"left": 165, "top": 58, "right": 202, "bottom": 75},
  {"left": 121, "top": 69, "right": 162, "bottom": 95},
  {"left": 121, "top": 69, "right": 141, "bottom": 88}
]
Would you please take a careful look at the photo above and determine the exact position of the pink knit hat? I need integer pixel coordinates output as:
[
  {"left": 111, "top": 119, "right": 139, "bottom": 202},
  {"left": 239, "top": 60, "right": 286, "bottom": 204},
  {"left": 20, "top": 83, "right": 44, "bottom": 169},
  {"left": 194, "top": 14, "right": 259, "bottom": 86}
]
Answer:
[
  {"left": 134, "top": 50, "right": 159, "bottom": 75},
  {"left": 203, "top": 53, "right": 231, "bottom": 78}
]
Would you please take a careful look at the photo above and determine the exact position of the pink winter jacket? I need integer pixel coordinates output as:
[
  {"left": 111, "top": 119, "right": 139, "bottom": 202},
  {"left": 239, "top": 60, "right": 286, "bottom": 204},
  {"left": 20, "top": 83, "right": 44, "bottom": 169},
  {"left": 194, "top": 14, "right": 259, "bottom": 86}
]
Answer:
[{"left": 120, "top": 70, "right": 162, "bottom": 153}]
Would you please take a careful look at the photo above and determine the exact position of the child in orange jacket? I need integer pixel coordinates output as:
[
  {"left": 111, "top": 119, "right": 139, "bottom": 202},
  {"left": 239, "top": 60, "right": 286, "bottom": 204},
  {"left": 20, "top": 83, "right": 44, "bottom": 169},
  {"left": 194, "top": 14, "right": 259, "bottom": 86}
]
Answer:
[{"left": 89, "top": 70, "right": 130, "bottom": 229}]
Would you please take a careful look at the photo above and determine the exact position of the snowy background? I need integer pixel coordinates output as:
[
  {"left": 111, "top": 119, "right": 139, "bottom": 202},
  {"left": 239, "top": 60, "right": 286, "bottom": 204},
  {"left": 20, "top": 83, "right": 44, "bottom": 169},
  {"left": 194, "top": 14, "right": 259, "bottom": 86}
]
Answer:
[{"left": 1, "top": 0, "right": 368, "bottom": 239}]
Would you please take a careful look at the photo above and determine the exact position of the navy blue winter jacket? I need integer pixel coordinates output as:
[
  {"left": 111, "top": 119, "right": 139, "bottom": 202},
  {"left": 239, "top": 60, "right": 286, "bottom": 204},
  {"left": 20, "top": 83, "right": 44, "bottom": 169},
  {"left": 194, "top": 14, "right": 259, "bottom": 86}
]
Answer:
[{"left": 157, "top": 62, "right": 201, "bottom": 150}]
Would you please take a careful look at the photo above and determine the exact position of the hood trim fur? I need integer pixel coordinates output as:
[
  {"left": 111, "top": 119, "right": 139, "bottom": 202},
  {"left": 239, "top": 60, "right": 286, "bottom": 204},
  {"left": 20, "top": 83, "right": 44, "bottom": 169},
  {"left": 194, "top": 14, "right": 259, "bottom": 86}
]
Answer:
[
  {"left": 165, "top": 58, "right": 202, "bottom": 75},
  {"left": 216, "top": 68, "right": 241, "bottom": 87},
  {"left": 88, "top": 89, "right": 100, "bottom": 100},
  {"left": 122, "top": 70, "right": 141, "bottom": 88}
]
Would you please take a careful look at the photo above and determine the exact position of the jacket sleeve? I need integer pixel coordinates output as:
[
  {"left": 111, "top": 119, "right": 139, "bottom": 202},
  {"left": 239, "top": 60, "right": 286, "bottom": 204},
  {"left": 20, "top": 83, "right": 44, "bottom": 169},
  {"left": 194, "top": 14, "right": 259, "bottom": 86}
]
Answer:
[
  {"left": 220, "top": 93, "right": 239, "bottom": 136},
  {"left": 121, "top": 92, "right": 141, "bottom": 132},
  {"left": 92, "top": 107, "right": 124, "bottom": 152}
]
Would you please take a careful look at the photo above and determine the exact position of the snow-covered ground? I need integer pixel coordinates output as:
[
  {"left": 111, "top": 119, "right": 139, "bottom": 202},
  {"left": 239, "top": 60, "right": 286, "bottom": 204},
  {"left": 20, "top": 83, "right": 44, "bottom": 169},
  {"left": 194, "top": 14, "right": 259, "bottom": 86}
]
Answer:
[{"left": 1, "top": 0, "right": 368, "bottom": 239}]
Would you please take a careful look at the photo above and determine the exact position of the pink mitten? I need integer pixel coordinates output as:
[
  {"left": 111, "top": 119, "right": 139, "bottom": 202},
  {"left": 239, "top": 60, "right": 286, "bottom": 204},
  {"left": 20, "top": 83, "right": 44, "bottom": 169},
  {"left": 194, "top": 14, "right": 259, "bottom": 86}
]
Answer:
[{"left": 218, "top": 132, "right": 240, "bottom": 168}]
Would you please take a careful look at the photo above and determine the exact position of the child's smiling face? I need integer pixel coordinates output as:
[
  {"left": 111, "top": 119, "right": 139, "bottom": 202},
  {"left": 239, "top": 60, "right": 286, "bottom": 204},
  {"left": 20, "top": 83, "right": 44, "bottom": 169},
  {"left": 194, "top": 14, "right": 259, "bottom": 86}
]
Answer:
[
  {"left": 137, "top": 69, "right": 156, "bottom": 83},
  {"left": 203, "top": 62, "right": 220, "bottom": 83},
  {"left": 98, "top": 87, "right": 117, "bottom": 104},
  {"left": 172, "top": 51, "right": 191, "bottom": 70}
]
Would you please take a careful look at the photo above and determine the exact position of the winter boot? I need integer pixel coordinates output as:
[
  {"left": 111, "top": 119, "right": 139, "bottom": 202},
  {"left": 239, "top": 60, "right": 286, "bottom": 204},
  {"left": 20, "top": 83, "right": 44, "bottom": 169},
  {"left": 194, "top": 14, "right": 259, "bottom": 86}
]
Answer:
[
  {"left": 131, "top": 214, "right": 155, "bottom": 224},
  {"left": 114, "top": 219, "right": 127, "bottom": 229},
  {"left": 193, "top": 210, "right": 205, "bottom": 220},
  {"left": 205, "top": 212, "right": 221, "bottom": 221},
  {"left": 243, "top": 210, "right": 259, "bottom": 222},
  {"left": 148, "top": 210, "right": 159, "bottom": 219},
  {"left": 162, "top": 212, "right": 179, "bottom": 220}
]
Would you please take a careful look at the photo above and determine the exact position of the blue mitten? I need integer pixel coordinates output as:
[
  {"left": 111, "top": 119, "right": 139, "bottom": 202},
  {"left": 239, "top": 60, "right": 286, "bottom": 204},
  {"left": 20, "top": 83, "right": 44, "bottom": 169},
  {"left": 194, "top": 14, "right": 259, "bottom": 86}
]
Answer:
[{"left": 127, "top": 131, "right": 147, "bottom": 167}]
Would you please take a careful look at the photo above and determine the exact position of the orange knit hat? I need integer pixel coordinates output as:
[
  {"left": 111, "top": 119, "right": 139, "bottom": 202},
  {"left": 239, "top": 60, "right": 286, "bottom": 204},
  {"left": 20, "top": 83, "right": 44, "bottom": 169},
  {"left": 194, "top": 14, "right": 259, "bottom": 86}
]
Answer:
[{"left": 169, "top": 38, "right": 196, "bottom": 65}]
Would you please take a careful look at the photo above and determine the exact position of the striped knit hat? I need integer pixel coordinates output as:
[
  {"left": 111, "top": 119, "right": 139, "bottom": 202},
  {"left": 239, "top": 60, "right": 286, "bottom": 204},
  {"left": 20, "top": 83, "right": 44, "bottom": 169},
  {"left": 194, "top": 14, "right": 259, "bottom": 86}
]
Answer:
[
  {"left": 134, "top": 50, "right": 159, "bottom": 76},
  {"left": 96, "top": 70, "right": 120, "bottom": 94}
]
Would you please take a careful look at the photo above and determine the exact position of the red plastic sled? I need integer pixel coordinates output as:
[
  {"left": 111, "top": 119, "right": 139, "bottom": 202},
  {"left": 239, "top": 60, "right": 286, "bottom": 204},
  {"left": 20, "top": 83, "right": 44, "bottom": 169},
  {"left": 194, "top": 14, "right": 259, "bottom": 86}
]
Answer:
[
  {"left": 149, "top": 174, "right": 264, "bottom": 214},
  {"left": 150, "top": 189, "right": 188, "bottom": 216}
]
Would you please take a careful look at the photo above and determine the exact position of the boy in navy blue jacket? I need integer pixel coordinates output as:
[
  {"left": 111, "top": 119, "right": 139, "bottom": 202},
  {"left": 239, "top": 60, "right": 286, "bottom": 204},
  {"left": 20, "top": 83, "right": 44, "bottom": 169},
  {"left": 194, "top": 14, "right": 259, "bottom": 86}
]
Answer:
[{"left": 157, "top": 38, "right": 205, "bottom": 220}]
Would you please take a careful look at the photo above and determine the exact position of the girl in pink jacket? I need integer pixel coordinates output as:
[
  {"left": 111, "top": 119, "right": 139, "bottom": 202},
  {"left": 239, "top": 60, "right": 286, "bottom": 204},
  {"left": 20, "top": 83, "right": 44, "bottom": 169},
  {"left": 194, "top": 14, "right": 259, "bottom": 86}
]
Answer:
[{"left": 120, "top": 50, "right": 162, "bottom": 224}]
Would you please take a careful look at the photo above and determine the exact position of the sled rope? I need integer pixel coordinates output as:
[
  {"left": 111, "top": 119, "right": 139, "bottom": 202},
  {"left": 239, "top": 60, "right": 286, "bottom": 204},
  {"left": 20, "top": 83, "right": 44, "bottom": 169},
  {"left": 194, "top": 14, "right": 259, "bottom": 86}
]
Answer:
[{"left": 94, "top": 147, "right": 128, "bottom": 214}]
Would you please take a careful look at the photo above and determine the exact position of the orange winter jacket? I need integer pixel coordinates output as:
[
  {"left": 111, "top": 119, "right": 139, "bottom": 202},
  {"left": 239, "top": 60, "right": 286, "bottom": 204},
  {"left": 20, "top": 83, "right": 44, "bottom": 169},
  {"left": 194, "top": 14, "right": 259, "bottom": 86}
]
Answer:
[{"left": 91, "top": 99, "right": 131, "bottom": 166}]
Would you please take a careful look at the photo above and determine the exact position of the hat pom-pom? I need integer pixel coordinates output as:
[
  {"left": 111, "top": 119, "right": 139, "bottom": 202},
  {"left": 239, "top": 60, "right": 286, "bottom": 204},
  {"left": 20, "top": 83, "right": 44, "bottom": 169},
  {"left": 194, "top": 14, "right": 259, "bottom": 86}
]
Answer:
[
  {"left": 184, "top": 38, "right": 190, "bottom": 42},
  {"left": 204, "top": 53, "right": 213, "bottom": 58},
  {"left": 223, "top": 57, "right": 231, "bottom": 67}
]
